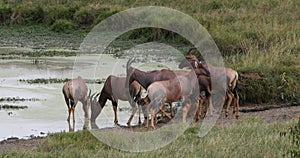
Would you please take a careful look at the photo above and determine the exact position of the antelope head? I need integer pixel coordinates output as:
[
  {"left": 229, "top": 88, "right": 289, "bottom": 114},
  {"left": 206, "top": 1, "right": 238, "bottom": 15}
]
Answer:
[
  {"left": 178, "top": 58, "right": 197, "bottom": 69},
  {"left": 195, "top": 60, "right": 210, "bottom": 76},
  {"left": 90, "top": 92, "right": 101, "bottom": 123},
  {"left": 179, "top": 57, "right": 210, "bottom": 76}
]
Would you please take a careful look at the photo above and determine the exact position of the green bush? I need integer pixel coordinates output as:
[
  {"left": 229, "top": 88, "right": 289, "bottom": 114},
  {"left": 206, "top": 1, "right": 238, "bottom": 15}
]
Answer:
[
  {"left": 50, "top": 19, "right": 76, "bottom": 33},
  {"left": 13, "top": 5, "right": 44, "bottom": 24},
  {"left": 44, "top": 6, "right": 76, "bottom": 25},
  {"left": 74, "top": 6, "right": 98, "bottom": 29},
  {"left": 0, "top": 6, "right": 12, "bottom": 25},
  {"left": 93, "top": 8, "right": 120, "bottom": 25},
  {"left": 238, "top": 70, "right": 299, "bottom": 104}
]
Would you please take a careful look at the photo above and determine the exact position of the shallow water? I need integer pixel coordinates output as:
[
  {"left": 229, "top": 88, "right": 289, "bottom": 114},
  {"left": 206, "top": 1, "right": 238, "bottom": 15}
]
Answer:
[
  {"left": 0, "top": 48, "right": 184, "bottom": 141},
  {"left": 0, "top": 54, "right": 126, "bottom": 140}
]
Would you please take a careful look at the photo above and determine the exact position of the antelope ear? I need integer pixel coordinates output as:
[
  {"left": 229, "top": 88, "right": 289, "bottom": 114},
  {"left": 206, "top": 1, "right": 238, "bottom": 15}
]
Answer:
[{"left": 194, "top": 61, "right": 199, "bottom": 68}]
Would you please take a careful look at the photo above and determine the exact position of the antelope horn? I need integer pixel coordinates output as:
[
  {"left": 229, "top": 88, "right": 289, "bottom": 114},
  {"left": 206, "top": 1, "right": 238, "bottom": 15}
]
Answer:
[
  {"left": 93, "top": 93, "right": 101, "bottom": 101},
  {"left": 91, "top": 92, "right": 97, "bottom": 99},
  {"left": 88, "top": 89, "right": 92, "bottom": 97},
  {"left": 90, "top": 92, "right": 97, "bottom": 102},
  {"left": 126, "top": 58, "right": 135, "bottom": 71},
  {"left": 126, "top": 58, "right": 135, "bottom": 87},
  {"left": 187, "top": 47, "right": 197, "bottom": 55},
  {"left": 95, "top": 92, "right": 100, "bottom": 98}
]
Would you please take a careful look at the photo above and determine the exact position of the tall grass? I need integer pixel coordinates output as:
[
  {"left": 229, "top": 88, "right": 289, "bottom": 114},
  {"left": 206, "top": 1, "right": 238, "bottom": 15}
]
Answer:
[
  {"left": 1, "top": 0, "right": 298, "bottom": 55},
  {"left": 0, "top": 117, "right": 294, "bottom": 157}
]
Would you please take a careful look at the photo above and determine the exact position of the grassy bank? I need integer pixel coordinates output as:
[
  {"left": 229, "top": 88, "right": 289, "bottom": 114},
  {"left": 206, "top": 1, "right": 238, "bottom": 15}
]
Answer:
[
  {"left": 0, "top": 117, "right": 296, "bottom": 157},
  {"left": 0, "top": 0, "right": 299, "bottom": 104}
]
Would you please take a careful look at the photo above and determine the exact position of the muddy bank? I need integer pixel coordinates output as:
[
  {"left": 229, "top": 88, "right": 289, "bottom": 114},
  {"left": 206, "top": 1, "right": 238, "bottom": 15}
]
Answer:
[
  {"left": 1, "top": 104, "right": 299, "bottom": 153},
  {"left": 0, "top": 136, "right": 44, "bottom": 153}
]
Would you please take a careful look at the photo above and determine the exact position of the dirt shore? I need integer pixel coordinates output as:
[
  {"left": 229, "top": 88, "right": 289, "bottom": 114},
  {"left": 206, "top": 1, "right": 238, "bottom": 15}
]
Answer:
[{"left": 0, "top": 104, "right": 299, "bottom": 153}]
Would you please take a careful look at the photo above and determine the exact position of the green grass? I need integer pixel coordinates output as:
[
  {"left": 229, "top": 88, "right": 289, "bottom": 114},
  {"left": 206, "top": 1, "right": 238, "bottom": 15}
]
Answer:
[{"left": 0, "top": 117, "right": 295, "bottom": 157}]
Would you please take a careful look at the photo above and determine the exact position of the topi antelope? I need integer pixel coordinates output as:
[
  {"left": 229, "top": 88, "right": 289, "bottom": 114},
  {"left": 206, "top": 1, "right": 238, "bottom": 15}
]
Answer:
[
  {"left": 180, "top": 48, "right": 240, "bottom": 119},
  {"left": 62, "top": 76, "right": 91, "bottom": 123},
  {"left": 90, "top": 75, "right": 143, "bottom": 126}
]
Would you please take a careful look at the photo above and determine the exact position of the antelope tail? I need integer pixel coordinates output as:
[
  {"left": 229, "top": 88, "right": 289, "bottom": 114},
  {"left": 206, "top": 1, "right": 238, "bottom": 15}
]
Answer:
[
  {"left": 75, "top": 87, "right": 81, "bottom": 100},
  {"left": 230, "top": 72, "right": 239, "bottom": 97}
]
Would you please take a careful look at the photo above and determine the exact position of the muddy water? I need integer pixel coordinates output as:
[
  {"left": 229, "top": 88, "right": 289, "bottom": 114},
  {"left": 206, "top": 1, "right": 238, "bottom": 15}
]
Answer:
[
  {"left": 0, "top": 51, "right": 182, "bottom": 141},
  {"left": 0, "top": 54, "right": 123, "bottom": 140}
]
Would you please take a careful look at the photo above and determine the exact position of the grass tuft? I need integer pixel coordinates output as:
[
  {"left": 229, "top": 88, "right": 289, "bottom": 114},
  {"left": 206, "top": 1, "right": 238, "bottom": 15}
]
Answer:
[{"left": 0, "top": 117, "right": 294, "bottom": 157}]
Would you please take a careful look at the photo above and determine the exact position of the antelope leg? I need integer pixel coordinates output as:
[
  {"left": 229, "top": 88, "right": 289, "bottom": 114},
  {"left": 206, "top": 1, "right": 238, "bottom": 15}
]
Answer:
[
  {"left": 68, "top": 121, "right": 74, "bottom": 132},
  {"left": 151, "top": 109, "right": 156, "bottom": 129},
  {"left": 67, "top": 107, "right": 71, "bottom": 122},
  {"left": 195, "top": 97, "right": 203, "bottom": 122},
  {"left": 159, "top": 106, "right": 172, "bottom": 120},
  {"left": 145, "top": 110, "right": 150, "bottom": 128},
  {"left": 113, "top": 105, "right": 118, "bottom": 124},
  {"left": 182, "top": 103, "right": 191, "bottom": 123},
  {"left": 225, "top": 92, "right": 234, "bottom": 117},
  {"left": 82, "top": 100, "right": 89, "bottom": 120},
  {"left": 208, "top": 96, "right": 214, "bottom": 115},
  {"left": 234, "top": 93, "right": 240, "bottom": 119},
  {"left": 71, "top": 107, "right": 75, "bottom": 123},
  {"left": 127, "top": 105, "right": 137, "bottom": 126},
  {"left": 170, "top": 104, "right": 174, "bottom": 118},
  {"left": 138, "top": 105, "right": 142, "bottom": 124}
]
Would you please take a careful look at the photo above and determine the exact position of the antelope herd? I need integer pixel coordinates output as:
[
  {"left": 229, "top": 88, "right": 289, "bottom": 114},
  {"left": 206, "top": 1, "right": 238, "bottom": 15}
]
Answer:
[{"left": 62, "top": 48, "right": 240, "bottom": 129}]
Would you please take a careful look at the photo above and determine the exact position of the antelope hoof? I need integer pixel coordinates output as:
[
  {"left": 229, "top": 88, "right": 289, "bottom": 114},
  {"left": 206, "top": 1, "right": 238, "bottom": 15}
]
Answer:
[
  {"left": 126, "top": 122, "right": 131, "bottom": 126},
  {"left": 225, "top": 113, "right": 229, "bottom": 117},
  {"left": 114, "top": 120, "right": 118, "bottom": 124},
  {"left": 236, "top": 115, "right": 239, "bottom": 119}
]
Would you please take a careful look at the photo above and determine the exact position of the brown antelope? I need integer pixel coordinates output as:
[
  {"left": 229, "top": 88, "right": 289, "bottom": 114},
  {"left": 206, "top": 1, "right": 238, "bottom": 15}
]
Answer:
[
  {"left": 141, "top": 68, "right": 207, "bottom": 129},
  {"left": 126, "top": 58, "right": 210, "bottom": 89},
  {"left": 180, "top": 49, "right": 240, "bottom": 119},
  {"left": 62, "top": 76, "right": 91, "bottom": 123},
  {"left": 179, "top": 57, "right": 213, "bottom": 121},
  {"left": 195, "top": 75, "right": 212, "bottom": 121},
  {"left": 90, "top": 75, "right": 143, "bottom": 126},
  {"left": 126, "top": 58, "right": 210, "bottom": 119}
]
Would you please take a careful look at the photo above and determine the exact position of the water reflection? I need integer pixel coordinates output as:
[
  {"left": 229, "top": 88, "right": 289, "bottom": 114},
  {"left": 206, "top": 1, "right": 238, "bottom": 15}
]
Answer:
[
  {"left": 68, "top": 121, "right": 75, "bottom": 132},
  {"left": 91, "top": 122, "right": 99, "bottom": 130},
  {"left": 0, "top": 54, "right": 113, "bottom": 140},
  {"left": 67, "top": 119, "right": 90, "bottom": 132}
]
